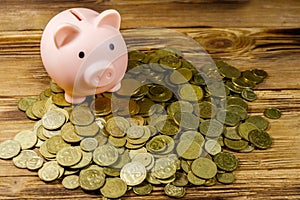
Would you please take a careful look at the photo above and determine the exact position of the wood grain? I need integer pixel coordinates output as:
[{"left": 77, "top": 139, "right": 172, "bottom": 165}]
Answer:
[{"left": 0, "top": 0, "right": 300, "bottom": 199}]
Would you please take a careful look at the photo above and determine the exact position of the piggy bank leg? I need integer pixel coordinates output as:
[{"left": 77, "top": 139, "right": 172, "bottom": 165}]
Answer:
[
  {"left": 64, "top": 93, "right": 86, "bottom": 104},
  {"left": 107, "top": 82, "right": 121, "bottom": 92}
]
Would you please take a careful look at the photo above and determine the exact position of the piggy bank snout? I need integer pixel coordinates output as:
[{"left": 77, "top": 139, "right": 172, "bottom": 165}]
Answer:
[{"left": 84, "top": 61, "right": 117, "bottom": 88}]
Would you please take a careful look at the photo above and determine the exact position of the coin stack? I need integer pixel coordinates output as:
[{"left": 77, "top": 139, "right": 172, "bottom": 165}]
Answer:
[{"left": 0, "top": 48, "right": 281, "bottom": 199}]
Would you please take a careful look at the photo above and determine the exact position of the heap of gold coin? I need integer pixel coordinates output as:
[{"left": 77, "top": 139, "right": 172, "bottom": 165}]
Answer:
[{"left": 0, "top": 48, "right": 282, "bottom": 199}]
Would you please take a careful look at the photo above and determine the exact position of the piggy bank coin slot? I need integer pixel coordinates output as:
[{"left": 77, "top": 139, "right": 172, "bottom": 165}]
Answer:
[{"left": 70, "top": 9, "right": 84, "bottom": 21}]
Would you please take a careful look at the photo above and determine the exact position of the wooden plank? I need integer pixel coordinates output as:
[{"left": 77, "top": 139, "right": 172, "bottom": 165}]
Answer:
[{"left": 1, "top": 0, "right": 300, "bottom": 31}]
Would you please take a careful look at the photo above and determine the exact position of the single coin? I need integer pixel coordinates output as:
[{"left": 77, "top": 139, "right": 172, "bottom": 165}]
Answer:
[
  {"left": 147, "top": 85, "right": 173, "bottom": 102},
  {"left": 108, "top": 135, "right": 127, "bottom": 147},
  {"left": 120, "top": 161, "right": 147, "bottom": 186},
  {"left": 246, "top": 115, "right": 269, "bottom": 131},
  {"left": 159, "top": 54, "right": 182, "bottom": 69},
  {"left": 79, "top": 168, "right": 106, "bottom": 190},
  {"left": 74, "top": 122, "right": 100, "bottom": 137},
  {"left": 133, "top": 182, "right": 153, "bottom": 196},
  {"left": 131, "top": 152, "right": 154, "bottom": 168},
  {"left": 227, "top": 105, "right": 248, "bottom": 120},
  {"left": 61, "top": 122, "right": 82, "bottom": 143},
  {"left": 179, "top": 130, "right": 204, "bottom": 145},
  {"left": 252, "top": 69, "right": 268, "bottom": 78},
  {"left": 70, "top": 150, "right": 92, "bottom": 169},
  {"left": 173, "top": 111, "right": 199, "bottom": 130},
  {"left": 239, "top": 145, "right": 255, "bottom": 153},
  {"left": 126, "top": 126, "right": 145, "bottom": 139},
  {"left": 26, "top": 156, "right": 44, "bottom": 170},
  {"left": 204, "top": 177, "right": 217, "bottom": 186},
  {"left": 46, "top": 135, "right": 70, "bottom": 154},
  {"left": 164, "top": 183, "right": 186, "bottom": 198},
  {"left": 90, "top": 97, "right": 112, "bottom": 116},
  {"left": 224, "top": 138, "right": 249, "bottom": 151},
  {"left": 216, "top": 110, "right": 241, "bottom": 127},
  {"left": 31, "top": 100, "right": 47, "bottom": 119},
  {"left": 70, "top": 106, "right": 95, "bottom": 126},
  {"left": 199, "top": 119, "right": 224, "bottom": 138},
  {"left": 179, "top": 84, "right": 203, "bottom": 101},
  {"left": 12, "top": 150, "right": 37, "bottom": 168},
  {"left": 169, "top": 68, "right": 192, "bottom": 84},
  {"left": 191, "top": 157, "right": 217, "bottom": 179},
  {"left": 105, "top": 117, "right": 130, "bottom": 137},
  {"left": 224, "top": 126, "right": 242, "bottom": 140},
  {"left": 167, "top": 100, "right": 194, "bottom": 117},
  {"left": 248, "top": 129, "right": 272, "bottom": 149},
  {"left": 225, "top": 96, "right": 248, "bottom": 110},
  {"left": 52, "top": 93, "right": 71, "bottom": 107},
  {"left": 241, "top": 88, "right": 257, "bottom": 101},
  {"left": 213, "top": 152, "right": 239, "bottom": 171},
  {"left": 42, "top": 109, "right": 66, "bottom": 130},
  {"left": 152, "top": 157, "right": 177, "bottom": 179},
  {"left": 18, "top": 96, "right": 38, "bottom": 112},
  {"left": 38, "top": 164, "right": 60, "bottom": 182},
  {"left": 62, "top": 175, "right": 80, "bottom": 190},
  {"left": 176, "top": 140, "right": 202, "bottom": 160},
  {"left": 56, "top": 146, "right": 82, "bottom": 167},
  {"left": 172, "top": 172, "right": 189, "bottom": 187},
  {"left": 50, "top": 80, "right": 64, "bottom": 93},
  {"left": 100, "top": 178, "right": 127, "bottom": 199},
  {"left": 216, "top": 172, "right": 235, "bottom": 184},
  {"left": 205, "top": 139, "right": 222, "bottom": 156},
  {"left": 187, "top": 171, "right": 205, "bottom": 186},
  {"left": 13, "top": 130, "right": 37, "bottom": 150},
  {"left": 217, "top": 61, "right": 241, "bottom": 79},
  {"left": 197, "top": 101, "right": 217, "bottom": 119},
  {"left": 93, "top": 144, "right": 119, "bottom": 166},
  {"left": 0, "top": 140, "right": 21, "bottom": 159},
  {"left": 264, "top": 108, "right": 282, "bottom": 119},
  {"left": 155, "top": 117, "right": 179, "bottom": 136},
  {"left": 80, "top": 137, "right": 99, "bottom": 152}
]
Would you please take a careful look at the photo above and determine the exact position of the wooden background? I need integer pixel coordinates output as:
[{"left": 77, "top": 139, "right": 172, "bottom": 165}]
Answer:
[{"left": 1, "top": 0, "right": 300, "bottom": 199}]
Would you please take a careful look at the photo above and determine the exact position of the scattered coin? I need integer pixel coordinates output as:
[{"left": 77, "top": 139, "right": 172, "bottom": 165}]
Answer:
[
  {"left": 264, "top": 108, "right": 282, "bottom": 119},
  {"left": 62, "top": 175, "right": 80, "bottom": 190},
  {"left": 0, "top": 140, "right": 21, "bottom": 159}
]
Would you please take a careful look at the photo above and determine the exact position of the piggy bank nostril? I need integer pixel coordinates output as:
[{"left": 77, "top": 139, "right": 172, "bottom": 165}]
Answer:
[{"left": 106, "top": 72, "right": 112, "bottom": 79}]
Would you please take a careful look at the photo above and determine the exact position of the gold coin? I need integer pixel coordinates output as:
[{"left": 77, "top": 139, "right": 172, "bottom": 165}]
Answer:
[
  {"left": 0, "top": 140, "right": 21, "bottom": 159},
  {"left": 18, "top": 96, "right": 38, "bottom": 112},
  {"left": 46, "top": 135, "right": 70, "bottom": 154},
  {"left": 120, "top": 161, "right": 147, "bottom": 186},
  {"left": 79, "top": 167, "right": 106, "bottom": 191},
  {"left": 100, "top": 178, "right": 127, "bottom": 199},
  {"left": 62, "top": 175, "right": 80, "bottom": 190},
  {"left": 179, "top": 84, "right": 203, "bottom": 101},
  {"left": 70, "top": 105, "right": 95, "bottom": 126},
  {"left": 31, "top": 100, "right": 47, "bottom": 119},
  {"left": 26, "top": 156, "right": 44, "bottom": 170},
  {"left": 61, "top": 122, "right": 82, "bottom": 143},
  {"left": 93, "top": 144, "right": 119, "bottom": 166},
  {"left": 56, "top": 147, "right": 82, "bottom": 167},
  {"left": 52, "top": 93, "right": 71, "bottom": 107},
  {"left": 74, "top": 122, "right": 100, "bottom": 137},
  {"left": 42, "top": 109, "right": 66, "bottom": 130},
  {"left": 13, "top": 130, "right": 37, "bottom": 150}
]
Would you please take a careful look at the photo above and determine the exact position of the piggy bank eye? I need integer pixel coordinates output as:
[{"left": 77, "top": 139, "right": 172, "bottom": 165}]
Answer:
[
  {"left": 109, "top": 43, "right": 115, "bottom": 51},
  {"left": 79, "top": 51, "right": 85, "bottom": 59}
]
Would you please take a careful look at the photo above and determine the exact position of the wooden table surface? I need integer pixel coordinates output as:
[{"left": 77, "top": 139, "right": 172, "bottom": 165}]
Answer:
[{"left": 1, "top": 0, "right": 300, "bottom": 199}]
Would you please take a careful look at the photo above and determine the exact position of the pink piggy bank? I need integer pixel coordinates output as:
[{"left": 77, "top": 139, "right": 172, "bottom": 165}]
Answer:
[{"left": 40, "top": 8, "right": 128, "bottom": 104}]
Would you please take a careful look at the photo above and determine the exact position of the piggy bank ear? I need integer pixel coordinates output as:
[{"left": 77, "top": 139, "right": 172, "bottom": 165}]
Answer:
[
  {"left": 54, "top": 24, "right": 80, "bottom": 49},
  {"left": 96, "top": 9, "right": 121, "bottom": 29}
]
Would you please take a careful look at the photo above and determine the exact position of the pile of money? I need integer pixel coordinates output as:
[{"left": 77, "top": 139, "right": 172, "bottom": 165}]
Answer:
[{"left": 0, "top": 48, "right": 281, "bottom": 199}]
